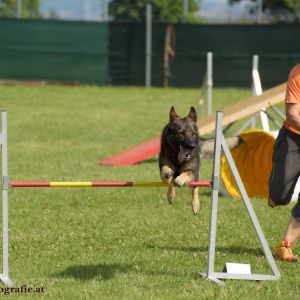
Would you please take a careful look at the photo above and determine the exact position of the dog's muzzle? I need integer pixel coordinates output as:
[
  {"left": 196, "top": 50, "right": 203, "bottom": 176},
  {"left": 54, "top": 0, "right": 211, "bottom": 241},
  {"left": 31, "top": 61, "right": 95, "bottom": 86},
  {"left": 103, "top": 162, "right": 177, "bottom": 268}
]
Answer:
[{"left": 178, "top": 143, "right": 195, "bottom": 163}]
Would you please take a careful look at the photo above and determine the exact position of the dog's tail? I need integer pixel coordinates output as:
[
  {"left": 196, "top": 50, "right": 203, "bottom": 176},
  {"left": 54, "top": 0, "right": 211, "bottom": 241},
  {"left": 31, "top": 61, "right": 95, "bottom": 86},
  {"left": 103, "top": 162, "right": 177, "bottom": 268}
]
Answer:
[{"left": 200, "top": 136, "right": 243, "bottom": 159}]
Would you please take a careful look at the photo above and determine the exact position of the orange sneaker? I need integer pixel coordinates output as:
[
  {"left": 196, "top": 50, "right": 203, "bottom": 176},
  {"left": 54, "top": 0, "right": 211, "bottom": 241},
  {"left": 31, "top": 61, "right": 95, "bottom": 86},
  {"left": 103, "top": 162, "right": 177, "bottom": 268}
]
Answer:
[
  {"left": 268, "top": 196, "right": 277, "bottom": 208},
  {"left": 274, "top": 240, "right": 299, "bottom": 262}
]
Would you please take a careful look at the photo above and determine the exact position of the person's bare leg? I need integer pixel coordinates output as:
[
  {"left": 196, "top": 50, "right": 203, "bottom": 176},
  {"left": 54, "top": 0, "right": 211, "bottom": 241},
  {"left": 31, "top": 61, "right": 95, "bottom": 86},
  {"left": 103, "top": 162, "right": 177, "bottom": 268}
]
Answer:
[
  {"left": 274, "top": 216, "right": 300, "bottom": 262},
  {"left": 283, "top": 216, "right": 300, "bottom": 241}
]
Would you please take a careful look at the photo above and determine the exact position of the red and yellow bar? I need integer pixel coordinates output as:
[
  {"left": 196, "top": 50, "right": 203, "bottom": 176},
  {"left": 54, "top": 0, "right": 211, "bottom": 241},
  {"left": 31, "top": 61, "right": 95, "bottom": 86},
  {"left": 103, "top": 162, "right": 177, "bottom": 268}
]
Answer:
[{"left": 9, "top": 181, "right": 212, "bottom": 188}]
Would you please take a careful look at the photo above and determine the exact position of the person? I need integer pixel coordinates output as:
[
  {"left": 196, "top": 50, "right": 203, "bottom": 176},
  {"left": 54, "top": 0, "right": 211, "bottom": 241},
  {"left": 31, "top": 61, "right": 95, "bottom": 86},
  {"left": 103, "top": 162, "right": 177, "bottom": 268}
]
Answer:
[{"left": 268, "top": 63, "right": 300, "bottom": 262}]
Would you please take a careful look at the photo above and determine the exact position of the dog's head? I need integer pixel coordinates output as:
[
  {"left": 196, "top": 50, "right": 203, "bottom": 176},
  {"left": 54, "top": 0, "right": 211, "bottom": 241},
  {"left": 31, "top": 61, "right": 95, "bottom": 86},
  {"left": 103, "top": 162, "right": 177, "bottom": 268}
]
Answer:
[{"left": 166, "top": 106, "right": 199, "bottom": 163}]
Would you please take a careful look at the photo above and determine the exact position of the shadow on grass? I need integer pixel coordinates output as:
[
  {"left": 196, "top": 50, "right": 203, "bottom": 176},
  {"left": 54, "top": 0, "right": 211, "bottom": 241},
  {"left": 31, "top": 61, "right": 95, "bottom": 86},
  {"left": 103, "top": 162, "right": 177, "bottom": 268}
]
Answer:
[
  {"left": 53, "top": 246, "right": 264, "bottom": 281},
  {"left": 146, "top": 243, "right": 263, "bottom": 256},
  {"left": 54, "top": 262, "right": 193, "bottom": 281},
  {"left": 54, "top": 263, "right": 132, "bottom": 281}
]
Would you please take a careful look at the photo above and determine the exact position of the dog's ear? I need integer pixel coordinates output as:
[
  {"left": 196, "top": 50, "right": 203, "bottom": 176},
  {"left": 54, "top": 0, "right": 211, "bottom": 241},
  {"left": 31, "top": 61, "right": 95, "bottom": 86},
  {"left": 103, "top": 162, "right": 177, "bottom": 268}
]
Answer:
[
  {"left": 188, "top": 106, "right": 197, "bottom": 123},
  {"left": 169, "top": 106, "right": 179, "bottom": 122}
]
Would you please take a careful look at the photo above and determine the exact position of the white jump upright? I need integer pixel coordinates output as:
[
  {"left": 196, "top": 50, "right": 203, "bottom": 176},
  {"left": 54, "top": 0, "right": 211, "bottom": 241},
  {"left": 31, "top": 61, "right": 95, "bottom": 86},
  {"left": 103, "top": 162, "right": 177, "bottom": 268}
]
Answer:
[
  {"left": 200, "top": 111, "right": 280, "bottom": 285},
  {"left": 0, "top": 110, "right": 13, "bottom": 286},
  {"left": 206, "top": 52, "right": 213, "bottom": 116},
  {"left": 252, "top": 54, "right": 270, "bottom": 131},
  {"left": 0, "top": 110, "right": 280, "bottom": 286}
]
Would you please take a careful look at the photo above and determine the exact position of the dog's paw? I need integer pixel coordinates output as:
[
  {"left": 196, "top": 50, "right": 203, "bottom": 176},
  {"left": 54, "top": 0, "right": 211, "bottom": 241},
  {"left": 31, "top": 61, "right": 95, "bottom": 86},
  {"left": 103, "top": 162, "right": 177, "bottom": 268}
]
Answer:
[
  {"left": 161, "top": 166, "right": 174, "bottom": 183},
  {"left": 164, "top": 170, "right": 173, "bottom": 179},
  {"left": 192, "top": 203, "right": 200, "bottom": 215},
  {"left": 192, "top": 190, "right": 200, "bottom": 215},
  {"left": 174, "top": 177, "right": 185, "bottom": 187}
]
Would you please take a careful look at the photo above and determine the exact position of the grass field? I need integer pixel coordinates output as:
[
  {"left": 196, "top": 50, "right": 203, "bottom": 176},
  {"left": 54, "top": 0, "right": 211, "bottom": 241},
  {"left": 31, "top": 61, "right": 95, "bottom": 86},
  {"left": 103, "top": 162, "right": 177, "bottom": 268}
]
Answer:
[{"left": 0, "top": 85, "right": 298, "bottom": 299}]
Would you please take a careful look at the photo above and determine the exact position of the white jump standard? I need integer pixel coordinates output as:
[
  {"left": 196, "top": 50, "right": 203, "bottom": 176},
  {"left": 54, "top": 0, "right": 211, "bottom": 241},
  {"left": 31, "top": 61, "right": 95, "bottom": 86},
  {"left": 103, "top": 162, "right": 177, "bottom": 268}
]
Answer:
[
  {"left": 0, "top": 110, "right": 280, "bottom": 286},
  {"left": 0, "top": 110, "right": 13, "bottom": 286},
  {"left": 199, "top": 111, "right": 280, "bottom": 285}
]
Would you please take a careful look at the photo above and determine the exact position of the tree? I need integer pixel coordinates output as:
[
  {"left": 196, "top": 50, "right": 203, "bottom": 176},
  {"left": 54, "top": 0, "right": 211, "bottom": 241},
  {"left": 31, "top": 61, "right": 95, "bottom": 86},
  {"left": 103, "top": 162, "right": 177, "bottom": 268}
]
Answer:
[
  {"left": 284, "top": 0, "right": 300, "bottom": 12},
  {"left": 227, "top": 0, "right": 299, "bottom": 23},
  {"left": 228, "top": 0, "right": 300, "bottom": 16},
  {"left": 228, "top": 0, "right": 296, "bottom": 9},
  {"left": 0, "top": 0, "right": 40, "bottom": 18},
  {"left": 109, "top": 0, "right": 200, "bottom": 22}
]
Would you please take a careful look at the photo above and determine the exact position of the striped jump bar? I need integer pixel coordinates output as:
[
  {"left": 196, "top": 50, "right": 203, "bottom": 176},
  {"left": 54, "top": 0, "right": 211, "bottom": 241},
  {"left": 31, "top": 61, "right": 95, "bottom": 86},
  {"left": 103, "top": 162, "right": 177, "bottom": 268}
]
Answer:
[{"left": 9, "top": 181, "right": 212, "bottom": 188}]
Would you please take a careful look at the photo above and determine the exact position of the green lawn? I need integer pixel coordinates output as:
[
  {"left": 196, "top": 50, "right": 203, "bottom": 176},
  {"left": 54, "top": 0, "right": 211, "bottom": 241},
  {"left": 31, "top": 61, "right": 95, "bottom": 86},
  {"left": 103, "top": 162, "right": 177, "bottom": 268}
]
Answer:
[{"left": 0, "top": 85, "right": 297, "bottom": 299}]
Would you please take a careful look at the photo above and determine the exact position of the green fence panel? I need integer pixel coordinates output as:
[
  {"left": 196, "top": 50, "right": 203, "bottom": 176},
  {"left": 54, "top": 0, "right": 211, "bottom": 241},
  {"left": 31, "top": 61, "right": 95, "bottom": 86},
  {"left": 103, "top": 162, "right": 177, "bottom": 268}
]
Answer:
[
  {"left": 0, "top": 18, "right": 108, "bottom": 84},
  {"left": 108, "top": 22, "right": 165, "bottom": 86},
  {"left": 171, "top": 24, "right": 300, "bottom": 88},
  {"left": 1, "top": 19, "right": 300, "bottom": 88},
  {"left": 109, "top": 23, "right": 300, "bottom": 88}
]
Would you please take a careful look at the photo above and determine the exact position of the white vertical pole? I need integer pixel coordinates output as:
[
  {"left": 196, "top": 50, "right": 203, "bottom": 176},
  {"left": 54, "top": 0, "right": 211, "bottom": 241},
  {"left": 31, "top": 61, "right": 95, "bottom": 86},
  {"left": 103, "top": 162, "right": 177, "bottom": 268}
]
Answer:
[
  {"left": 17, "top": 0, "right": 22, "bottom": 18},
  {"left": 145, "top": 4, "right": 152, "bottom": 87},
  {"left": 251, "top": 55, "right": 259, "bottom": 129},
  {"left": 207, "top": 52, "right": 213, "bottom": 115},
  {"left": 252, "top": 55, "right": 262, "bottom": 96},
  {"left": 208, "top": 111, "right": 222, "bottom": 280},
  {"left": 256, "top": 0, "right": 263, "bottom": 24},
  {"left": 2, "top": 111, "right": 8, "bottom": 277},
  {"left": 84, "top": 0, "right": 92, "bottom": 21},
  {"left": 252, "top": 55, "right": 269, "bottom": 131},
  {"left": 0, "top": 111, "right": 13, "bottom": 286},
  {"left": 102, "top": 0, "right": 109, "bottom": 21},
  {"left": 183, "top": 0, "right": 189, "bottom": 23},
  {"left": 199, "top": 111, "right": 224, "bottom": 286}
]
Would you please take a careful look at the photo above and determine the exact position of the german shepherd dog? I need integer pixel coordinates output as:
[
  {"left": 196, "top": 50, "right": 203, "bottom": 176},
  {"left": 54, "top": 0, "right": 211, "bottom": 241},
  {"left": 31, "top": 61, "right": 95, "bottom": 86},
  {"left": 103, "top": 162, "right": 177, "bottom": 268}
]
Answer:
[
  {"left": 159, "top": 106, "right": 200, "bottom": 215},
  {"left": 159, "top": 106, "right": 242, "bottom": 215}
]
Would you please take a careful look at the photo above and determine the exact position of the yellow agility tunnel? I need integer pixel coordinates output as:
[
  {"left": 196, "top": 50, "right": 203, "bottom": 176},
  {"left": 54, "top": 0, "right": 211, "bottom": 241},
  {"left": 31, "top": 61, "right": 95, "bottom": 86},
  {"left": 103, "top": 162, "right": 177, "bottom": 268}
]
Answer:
[{"left": 221, "top": 130, "right": 276, "bottom": 198}]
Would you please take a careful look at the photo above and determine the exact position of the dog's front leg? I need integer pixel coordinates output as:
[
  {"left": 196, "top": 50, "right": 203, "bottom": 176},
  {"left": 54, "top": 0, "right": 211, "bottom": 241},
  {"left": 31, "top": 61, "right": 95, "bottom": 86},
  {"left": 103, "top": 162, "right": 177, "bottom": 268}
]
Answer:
[
  {"left": 174, "top": 172, "right": 199, "bottom": 215},
  {"left": 160, "top": 165, "right": 176, "bottom": 204},
  {"left": 161, "top": 165, "right": 174, "bottom": 184},
  {"left": 174, "top": 171, "right": 193, "bottom": 187},
  {"left": 192, "top": 187, "right": 199, "bottom": 215}
]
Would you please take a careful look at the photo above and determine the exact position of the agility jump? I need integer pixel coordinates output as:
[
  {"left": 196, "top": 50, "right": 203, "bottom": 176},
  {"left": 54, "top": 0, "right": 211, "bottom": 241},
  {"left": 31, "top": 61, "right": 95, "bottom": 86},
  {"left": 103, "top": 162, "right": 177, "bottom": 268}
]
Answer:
[
  {"left": 0, "top": 110, "right": 280, "bottom": 286},
  {"left": 9, "top": 181, "right": 211, "bottom": 188}
]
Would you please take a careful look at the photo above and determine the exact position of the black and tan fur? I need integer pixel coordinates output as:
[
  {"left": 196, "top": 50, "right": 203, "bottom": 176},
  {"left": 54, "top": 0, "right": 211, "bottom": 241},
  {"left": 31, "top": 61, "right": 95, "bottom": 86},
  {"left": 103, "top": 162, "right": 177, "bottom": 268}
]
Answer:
[
  {"left": 159, "top": 106, "right": 243, "bottom": 215},
  {"left": 159, "top": 106, "right": 200, "bottom": 214}
]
